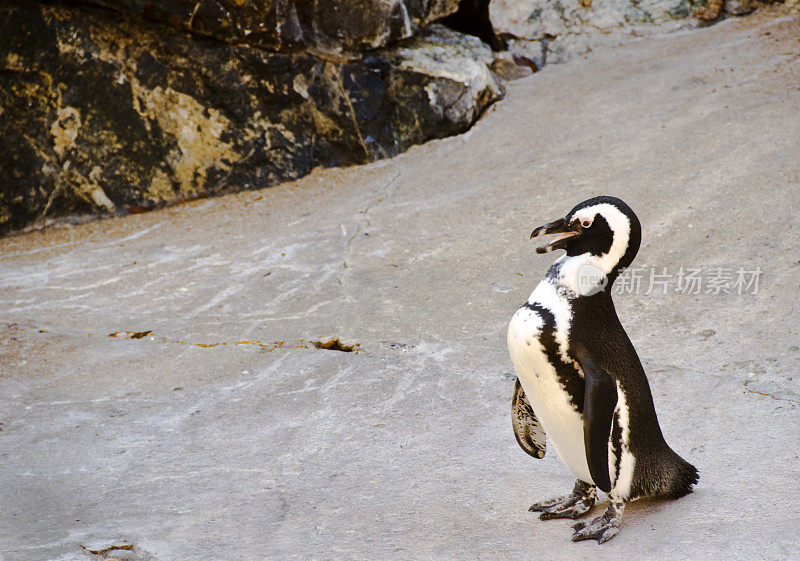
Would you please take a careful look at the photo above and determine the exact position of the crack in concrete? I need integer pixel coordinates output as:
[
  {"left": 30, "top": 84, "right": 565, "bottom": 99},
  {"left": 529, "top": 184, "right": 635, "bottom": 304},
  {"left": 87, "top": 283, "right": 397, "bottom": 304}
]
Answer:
[
  {"left": 109, "top": 330, "right": 152, "bottom": 339},
  {"left": 79, "top": 542, "right": 159, "bottom": 561},
  {"left": 743, "top": 384, "right": 797, "bottom": 404},
  {"left": 337, "top": 164, "right": 402, "bottom": 288},
  {"left": 104, "top": 330, "right": 363, "bottom": 353},
  {"left": 82, "top": 544, "right": 134, "bottom": 555},
  {"left": 169, "top": 338, "right": 312, "bottom": 350},
  {"left": 10, "top": 323, "right": 382, "bottom": 357}
]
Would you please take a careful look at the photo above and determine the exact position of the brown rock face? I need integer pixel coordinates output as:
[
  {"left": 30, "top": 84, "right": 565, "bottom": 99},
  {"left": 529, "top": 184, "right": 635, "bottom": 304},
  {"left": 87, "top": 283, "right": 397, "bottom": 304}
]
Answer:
[
  {"left": 74, "top": 0, "right": 461, "bottom": 54},
  {"left": 0, "top": 1, "right": 501, "bottom": 233}
]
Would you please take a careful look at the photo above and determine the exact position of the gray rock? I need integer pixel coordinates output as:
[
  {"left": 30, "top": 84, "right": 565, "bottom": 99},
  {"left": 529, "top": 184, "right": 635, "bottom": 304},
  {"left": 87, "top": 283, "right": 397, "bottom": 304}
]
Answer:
[
  {"left": 490, "top": 0, "right": 705, "bottom": 64},
  {"left": 0, "top": 3, "right": 500, "bottom": 233},
  {"left": 72, "top": 0, "right": 461, "bottom": 54},
  {"left": 492, "top": 0, "right": 787, "bottom": 62},
  {"left": 724, "top": 0, "right": 757, "bottom": 14}
]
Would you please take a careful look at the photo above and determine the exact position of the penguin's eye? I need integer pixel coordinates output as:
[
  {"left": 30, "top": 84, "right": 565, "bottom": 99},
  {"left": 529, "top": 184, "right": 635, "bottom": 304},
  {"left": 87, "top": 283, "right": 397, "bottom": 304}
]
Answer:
[{"left": 581, "top": 219, "right": 592, "bottom": 228}]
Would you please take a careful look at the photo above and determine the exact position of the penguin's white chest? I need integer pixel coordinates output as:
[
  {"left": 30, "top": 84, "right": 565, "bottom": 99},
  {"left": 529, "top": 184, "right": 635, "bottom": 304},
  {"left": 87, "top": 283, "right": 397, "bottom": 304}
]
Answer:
[{"left": 507, "top": 281, "right": 593, "bottom": 484}]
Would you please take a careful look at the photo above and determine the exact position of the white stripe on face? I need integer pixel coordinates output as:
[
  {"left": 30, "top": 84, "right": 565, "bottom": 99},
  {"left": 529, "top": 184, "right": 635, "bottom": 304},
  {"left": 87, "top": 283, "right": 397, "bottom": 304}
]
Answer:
[{"left": 570, "top": 203, "right": 631, "bottom": 276}]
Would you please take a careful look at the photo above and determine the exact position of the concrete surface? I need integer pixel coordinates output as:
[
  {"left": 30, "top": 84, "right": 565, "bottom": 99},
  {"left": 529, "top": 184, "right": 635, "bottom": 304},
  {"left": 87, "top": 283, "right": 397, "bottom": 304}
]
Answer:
[{"left": 1, "top": 7, "right": 799, "bottom": 561}]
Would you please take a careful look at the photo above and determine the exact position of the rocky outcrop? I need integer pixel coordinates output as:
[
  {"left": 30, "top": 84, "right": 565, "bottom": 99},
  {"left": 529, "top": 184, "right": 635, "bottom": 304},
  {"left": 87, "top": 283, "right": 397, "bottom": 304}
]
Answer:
[
  {"left": 694, "top": 0, "right": 757, "bottom": 20},
  {"left": 490, "top": 0, "right": 776, "bottom": 66},
  {"left": 0, "top": 1, "right": 500, "bottom": 233},
  {"left": 73, "top": 0, "right": 460, "bottom": 55}
]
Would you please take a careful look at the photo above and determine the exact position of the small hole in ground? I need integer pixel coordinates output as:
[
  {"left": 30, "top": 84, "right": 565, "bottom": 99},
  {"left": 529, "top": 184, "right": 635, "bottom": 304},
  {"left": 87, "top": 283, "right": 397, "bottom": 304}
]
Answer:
[{"left": 312, "top": 338, "right": 359, "bottom": 352}]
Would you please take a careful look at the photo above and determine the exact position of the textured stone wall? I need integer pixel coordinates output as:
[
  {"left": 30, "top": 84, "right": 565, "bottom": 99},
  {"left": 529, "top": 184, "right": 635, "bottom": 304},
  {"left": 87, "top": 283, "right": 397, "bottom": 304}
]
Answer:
[
  {"left": 73, "top": 0, "right": 461, "bottom": 54},
  {"left": 0, "top": 1, "right": 501, "bottom": 233},
  {"left": 490, "top": 0, "right": 769, "bottom": 67}
]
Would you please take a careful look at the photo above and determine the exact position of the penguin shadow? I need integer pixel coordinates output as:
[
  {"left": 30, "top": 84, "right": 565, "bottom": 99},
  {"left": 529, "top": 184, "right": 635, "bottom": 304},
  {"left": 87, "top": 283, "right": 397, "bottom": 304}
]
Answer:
[
  {"left": 609, "top": 494, "right": 682, "bottom": 532},
  {"left": 619, "top": 495, "right": 670, "bottom": 517}
]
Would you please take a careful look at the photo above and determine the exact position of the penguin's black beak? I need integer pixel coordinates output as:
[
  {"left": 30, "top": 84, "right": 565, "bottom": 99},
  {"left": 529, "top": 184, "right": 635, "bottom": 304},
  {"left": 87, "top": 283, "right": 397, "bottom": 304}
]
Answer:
[{"left": 530, "top": 217, "right": 582, "bottom": 254}]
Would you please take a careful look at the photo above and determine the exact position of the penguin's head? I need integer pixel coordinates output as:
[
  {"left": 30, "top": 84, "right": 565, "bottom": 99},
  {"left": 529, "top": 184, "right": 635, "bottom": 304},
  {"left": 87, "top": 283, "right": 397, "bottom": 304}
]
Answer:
[{"left": 530, "top": 196, "right": 641, "bottom": 281}]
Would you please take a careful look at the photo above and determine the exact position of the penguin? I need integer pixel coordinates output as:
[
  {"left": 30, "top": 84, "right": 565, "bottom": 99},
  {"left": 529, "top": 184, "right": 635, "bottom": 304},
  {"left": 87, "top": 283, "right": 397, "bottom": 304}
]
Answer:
[{"left": 507, "top": 196, "right": 698, "bottom": 544}]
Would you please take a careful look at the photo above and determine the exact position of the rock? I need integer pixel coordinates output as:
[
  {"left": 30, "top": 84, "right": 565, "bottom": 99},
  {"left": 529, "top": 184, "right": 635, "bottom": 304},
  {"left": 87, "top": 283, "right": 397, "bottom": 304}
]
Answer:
[
  {"left": 0, "top": 2, "right": 500, "bottom": 233},
  {"left": 492, "top": 0, "right": 699, "bottom": 35},
  {"left": 490, "top": 0, "right": 706, "bottom": 64},
  {"left": 724, "top": 0, "right": 757, "bottom": 15},
  {"left": 694, "top": 0, "right": 725, "bottom": 20},
  {"left": 695, "top": 0, "right": 756, "bottom": 19},
  {"left": 73, "top": 0, "right": 461, "bottom": 54},
  {"left": 491, "top": 55, "right": 535, "bottom": 80},
  {"left": 492, "top": 0, "right": 791, "bottom": 60}
]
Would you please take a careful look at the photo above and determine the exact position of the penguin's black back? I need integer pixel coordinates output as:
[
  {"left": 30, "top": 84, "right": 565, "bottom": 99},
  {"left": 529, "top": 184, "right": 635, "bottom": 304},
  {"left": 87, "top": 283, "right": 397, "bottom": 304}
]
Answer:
[{"left": 568, "top": 291, "right": 698, "bottom": 500}]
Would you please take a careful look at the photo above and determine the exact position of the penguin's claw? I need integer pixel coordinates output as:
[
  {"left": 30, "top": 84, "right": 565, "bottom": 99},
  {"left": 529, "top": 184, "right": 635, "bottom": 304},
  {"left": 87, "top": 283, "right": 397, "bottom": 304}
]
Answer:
[
  {"left": 570, "top": 499, "right": 625, "bottom": 544},
  {"left": 571, "top": 515, "right": 619, "bottom": 543},
  {"left": 529, "top": 480, "right": 596, "bottom": 520},
  {"left": 528, "top": 494, "right": 571, "bottom": 511},
  {"left": 530, "top": 494, "right": 595, "bottom": 520}
]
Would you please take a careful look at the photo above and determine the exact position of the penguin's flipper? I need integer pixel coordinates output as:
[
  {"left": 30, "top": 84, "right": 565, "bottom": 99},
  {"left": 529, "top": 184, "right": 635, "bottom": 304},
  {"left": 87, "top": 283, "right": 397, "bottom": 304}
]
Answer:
[
  {"left": 578, "top": 356, "right": 618, "bottom": 493},
  {"left": 512, "top": 378, "right": 546, "bottom": 458}
]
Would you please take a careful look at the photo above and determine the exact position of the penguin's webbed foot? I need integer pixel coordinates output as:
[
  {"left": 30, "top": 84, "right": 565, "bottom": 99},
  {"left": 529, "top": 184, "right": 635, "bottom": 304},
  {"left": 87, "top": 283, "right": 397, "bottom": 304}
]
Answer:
[
  {"left": 529, "top": 480, "right": 596, "bottom": 520},
  {"left": 571, "top": 497, "right": 625, "bottom": 544}
]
